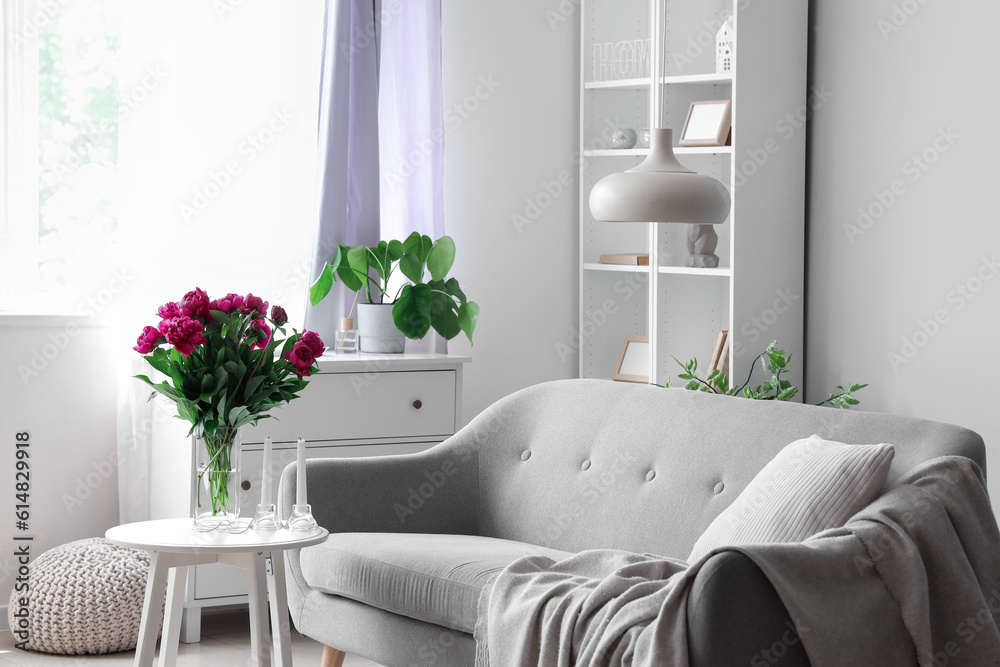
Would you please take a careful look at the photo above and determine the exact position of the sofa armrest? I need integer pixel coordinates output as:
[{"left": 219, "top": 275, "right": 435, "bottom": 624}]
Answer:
[
  {"left": 277, "top": 434, "right": 480, "bottom": 536},
  {"left": 687, "top": 551, "right": 810, "bottom": 667}
]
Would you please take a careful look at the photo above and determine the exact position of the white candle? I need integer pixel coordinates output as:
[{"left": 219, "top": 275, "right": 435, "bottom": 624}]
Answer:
[
  {"left": 296, "top": 437, "right": 307, "bottom": 506},
  {"left": 260, "top": 436, "right": 273, "bottom": 508}
]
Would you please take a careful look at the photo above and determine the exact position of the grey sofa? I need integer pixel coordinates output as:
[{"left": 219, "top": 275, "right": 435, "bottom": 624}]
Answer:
[{"left": 278, "top": 379, "right": 986, "bottom": 667}]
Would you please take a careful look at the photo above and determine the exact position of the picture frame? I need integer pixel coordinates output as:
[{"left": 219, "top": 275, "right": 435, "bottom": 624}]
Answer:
[
  {"left": 707, "top": 330, "right": 729, "bottom": 374},
  {"left": 612, "top": 335, "right": 649, "bottom": 384},
  {"left": 679, "top": 99, "right": 733, "bottom": 147}
]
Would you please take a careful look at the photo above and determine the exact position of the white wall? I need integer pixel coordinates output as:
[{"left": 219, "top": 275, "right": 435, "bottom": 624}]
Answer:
[
  {"left": 0, "top": 322, "right": 120, "bottom": 629},
  {"left": 442, "top": 0, "right": 580, "bottom": 422},
  {"left": 806, "top": 0, "right": 1000, "bottom": 497}
]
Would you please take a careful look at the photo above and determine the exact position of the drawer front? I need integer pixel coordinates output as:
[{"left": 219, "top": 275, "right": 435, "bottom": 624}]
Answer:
[
  {"left": 194, "top": 440, "right": 437, "bottom": 601},
  {"left": 243, "top": 370, "right": 456, "bottom": 443}
]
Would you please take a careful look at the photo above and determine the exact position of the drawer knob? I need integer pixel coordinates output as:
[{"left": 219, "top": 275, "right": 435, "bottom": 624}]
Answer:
[
  {"left": 241, "top": 481, "right": 251, "bottom": 491},
  {"left": 412, "top": 399, "right": 423, "bottom": 410}
]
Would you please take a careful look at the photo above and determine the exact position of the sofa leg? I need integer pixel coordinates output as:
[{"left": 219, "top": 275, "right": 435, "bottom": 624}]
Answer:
[{"left": 321, "top": 646, "right": 347, "bottom": 667}]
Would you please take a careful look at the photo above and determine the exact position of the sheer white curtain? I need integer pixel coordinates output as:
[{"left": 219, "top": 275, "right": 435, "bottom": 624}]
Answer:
[{"left": 116, "top": 2, "right": 324, "bottom": 522}]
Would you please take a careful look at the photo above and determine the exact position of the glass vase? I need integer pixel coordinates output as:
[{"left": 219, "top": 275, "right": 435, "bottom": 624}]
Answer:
[{"left": 193, "top": 426, "right": 242, "bottom": 531}]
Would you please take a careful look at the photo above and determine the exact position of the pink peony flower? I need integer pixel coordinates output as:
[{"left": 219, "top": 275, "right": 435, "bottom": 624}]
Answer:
[
  {"left": 133, "top": 326, "right": 162, "bottom": 354},
  {"left": 284, "top": 340, "right": 317, "bottom": 376},
  {"left": 270, "top": 305, "right": 288, "bottom": 327},
  {"left": 157, "top": 302, "right": 181, "bottom": 321},
  {"left": 242, "top": 293, "right": 268, "bottom": 317},
  {"left": 250, "top": 319, "right": 271, "bottom": 350},
  {"left": 161, "top": 316, "right": 207, "bottom": 357},
  {"left": 179, "top": 287, "right": 211, "bottom": 320},
  {"left": 209, "top": 293, "right": 244, "bottom": 314},
  {"left": 299, "top": 331, "right": 325, "bottom": 357}
]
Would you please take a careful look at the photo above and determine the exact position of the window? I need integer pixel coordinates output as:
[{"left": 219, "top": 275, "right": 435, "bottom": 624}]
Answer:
[{"left": 1, "top": 0, "right": 120, "bottom": 311}]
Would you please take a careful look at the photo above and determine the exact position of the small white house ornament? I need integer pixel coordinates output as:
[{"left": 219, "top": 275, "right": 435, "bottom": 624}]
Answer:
[{"left": 716, "top": 17, "right": 734, "bottom": 73}]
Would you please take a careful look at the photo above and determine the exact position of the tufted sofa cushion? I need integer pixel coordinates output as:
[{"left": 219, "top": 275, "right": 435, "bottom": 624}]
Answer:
[
  {"left": 299, "top": 533, "right": 573, "bottom": 633},
  {"left": 471, "top": 381, "right": 987, "bottom": 558}
]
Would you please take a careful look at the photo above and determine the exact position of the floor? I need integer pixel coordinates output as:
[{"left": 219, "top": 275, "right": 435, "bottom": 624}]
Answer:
[{"left": 0, "top": 609, "right": 384, "bottom": 667}]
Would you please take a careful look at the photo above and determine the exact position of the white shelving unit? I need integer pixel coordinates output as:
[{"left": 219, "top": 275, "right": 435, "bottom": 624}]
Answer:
[{"left": 579, "top": 0, "right": 808, "bottom": 388}]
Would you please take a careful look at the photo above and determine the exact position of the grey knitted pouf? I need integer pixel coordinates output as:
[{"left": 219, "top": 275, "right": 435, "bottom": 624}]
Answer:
[{"left": 7, "top": 537, "right": 156, "bottom": 655}]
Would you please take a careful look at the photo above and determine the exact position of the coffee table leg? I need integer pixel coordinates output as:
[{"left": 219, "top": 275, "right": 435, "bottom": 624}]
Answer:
[
  {"left": 135, "top": 551, "right": 170, "bottom": 667},
  {"left": 265, "top": 552, "right": 293, "bottom": 667},
  {"left": 246, "top": 552, "right": 272, "bottom": 667},
  {"left": 158, "top": 564, "right": 189, "bottom": 667}
]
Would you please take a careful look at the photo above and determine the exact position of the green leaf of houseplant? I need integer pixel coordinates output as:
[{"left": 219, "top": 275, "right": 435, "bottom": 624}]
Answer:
[
  {"left": 393, "top": 283, "right": 433, "bottom": 339},
  {"left": 400, "top": 252, "right": 424, "bottom": 285},
  {"left": 457, "top": 301, "right": 480, "bottom": 343},
  {"left": 369, "top": 242, "right": 392, "bottom": 281},
  {"left": 309, "top": 264, "right": 335, "bottom": 306},
  {"left": 387, "top": 239, "right": 405, "bottom": 260},
  {"left": 347, "top": 245, "right": 373, "bottom": 302},
  {"left": 427, "top": 236, "right": 456, "bottom": 281},
  {"left": 402, "top": 231, "right": 432, "bottom": 264},
  {"left": 429, "top": 287, "right": 461, "bottom": 340}
]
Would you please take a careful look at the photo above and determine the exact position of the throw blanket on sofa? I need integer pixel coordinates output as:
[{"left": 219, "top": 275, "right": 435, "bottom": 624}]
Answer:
[{"left": 474, "top": 457, "right": 1000, "bottom": 666}]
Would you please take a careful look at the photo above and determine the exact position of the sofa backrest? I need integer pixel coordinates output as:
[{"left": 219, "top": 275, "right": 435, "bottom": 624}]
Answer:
[{"left": 471, "top": 379, "right": 986, "bottom": 559}]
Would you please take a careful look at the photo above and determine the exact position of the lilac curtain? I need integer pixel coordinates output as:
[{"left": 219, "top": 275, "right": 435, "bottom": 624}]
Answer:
[
  {"left": 378, "top": 0, "right": 444, "bottom": 241},
  {"left": 305, "top": 0, "right": 444, "bottom": 343}
]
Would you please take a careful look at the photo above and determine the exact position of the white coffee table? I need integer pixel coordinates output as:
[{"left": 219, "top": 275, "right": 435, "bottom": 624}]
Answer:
[{"left": 106, "top": 518, "right": 328, "bottom": 667}]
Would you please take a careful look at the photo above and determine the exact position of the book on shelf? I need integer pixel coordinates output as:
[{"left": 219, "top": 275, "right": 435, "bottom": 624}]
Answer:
[{"left": 599, "top": 253, "right": 649, "bottom": 266}]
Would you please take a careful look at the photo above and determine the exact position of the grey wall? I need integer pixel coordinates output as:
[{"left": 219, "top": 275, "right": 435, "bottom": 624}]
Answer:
[
  {"left": 806, "top": 1, "right": 1000, "bottom": 498},
  {"left": 442, "top": 1, "right": 580, "bottom": 422}
]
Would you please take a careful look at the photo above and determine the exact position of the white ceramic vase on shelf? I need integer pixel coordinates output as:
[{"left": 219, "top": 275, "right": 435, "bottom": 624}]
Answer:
[{"left": 358, "top": 303, "right": 406, "bottom": 353}]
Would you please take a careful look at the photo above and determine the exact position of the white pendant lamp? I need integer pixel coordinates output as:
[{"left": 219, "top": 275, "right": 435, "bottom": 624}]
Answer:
[
  {"left": 588, "top": 2, "right": 731, "bottom": 262},
  {"left": 589, "top": 128, "right": 730, "bottom": 224}
]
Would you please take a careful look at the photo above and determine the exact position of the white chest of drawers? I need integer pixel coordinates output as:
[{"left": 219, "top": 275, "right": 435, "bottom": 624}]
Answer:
[{"left": 148, "top": 352, "right": 469, "bottom": 642}]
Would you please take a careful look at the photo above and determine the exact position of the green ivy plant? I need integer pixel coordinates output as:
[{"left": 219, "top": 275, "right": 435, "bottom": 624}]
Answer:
[
  {"left": 664, "top": 341, "right": 868, "bottom": 409},
  {"left": 309, "top": 232, "right": 479, "bottom": 343}
]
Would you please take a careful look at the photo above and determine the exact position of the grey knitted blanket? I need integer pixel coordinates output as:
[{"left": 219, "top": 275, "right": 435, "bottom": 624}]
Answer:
[{"left": 474, "top": 457, "right": 1000, "bottom": 666}]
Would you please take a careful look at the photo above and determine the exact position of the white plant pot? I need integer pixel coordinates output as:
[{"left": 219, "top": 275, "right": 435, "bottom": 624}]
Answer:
[{"left": 358, "top": 303, "right": 406, "bottom": 353}]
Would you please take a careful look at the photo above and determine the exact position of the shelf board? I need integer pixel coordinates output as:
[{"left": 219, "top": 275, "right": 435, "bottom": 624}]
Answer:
[
  {"left": 675, "top": 146, "right": 733, "bottom": 155},
  {"left": 584, "top": 149, "right": 649, "bottom": 157},
  {"left": 583, "top": 146, "right": 731, "bottom": 157},
  {"left": 659, "top": 72, "right": 733, "bottom": 85},
  {"left": 584, "top": 78, "right": 650, "bottom": 90},
  {"left": 657, "top": 266, "right": 732, "bottom": 277},
  {"left": 583, "top": 263, "right": 651, "bottom": 274},
  {"left": 584, "top": 264, "right": 731, "bottom": 277}
]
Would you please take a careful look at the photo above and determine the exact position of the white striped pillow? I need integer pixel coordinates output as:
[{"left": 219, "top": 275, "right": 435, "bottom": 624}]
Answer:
[{"left": 687, "top": 435, "right": 895, "bottom": 564}]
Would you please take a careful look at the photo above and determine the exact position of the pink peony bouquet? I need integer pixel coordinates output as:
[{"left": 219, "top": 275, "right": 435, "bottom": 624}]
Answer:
[{"left": 133, "top": 288, "right": 325, "bottom": 437}]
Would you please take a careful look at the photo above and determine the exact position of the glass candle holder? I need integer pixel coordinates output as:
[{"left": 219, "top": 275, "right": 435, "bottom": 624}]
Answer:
[{"left": 334, "top": 317, "right": 359, "bottom": 354}]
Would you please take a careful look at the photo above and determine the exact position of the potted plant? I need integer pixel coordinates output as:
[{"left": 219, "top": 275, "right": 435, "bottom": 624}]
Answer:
[
  {"left": 309, "top": 232, "right": 479, "bottom": 353},
  {"left": 132, "top": 288, "right": 325, "bottom": 530}
]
